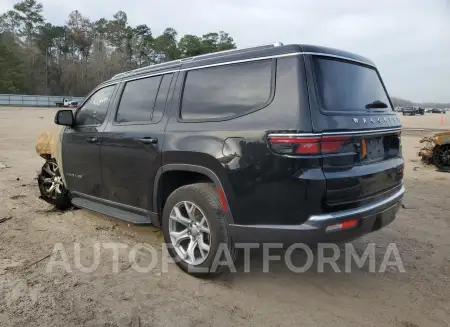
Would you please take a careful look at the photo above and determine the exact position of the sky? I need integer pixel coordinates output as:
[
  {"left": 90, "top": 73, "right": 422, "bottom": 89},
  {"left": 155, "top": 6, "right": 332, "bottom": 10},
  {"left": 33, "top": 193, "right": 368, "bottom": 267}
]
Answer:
[{"left": 1, "top": 0, "right": 450, "bottom": 103}]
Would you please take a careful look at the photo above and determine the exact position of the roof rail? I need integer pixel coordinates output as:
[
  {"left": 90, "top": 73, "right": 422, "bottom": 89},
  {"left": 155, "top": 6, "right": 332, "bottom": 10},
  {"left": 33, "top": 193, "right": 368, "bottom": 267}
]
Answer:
[
  {"left": 110, "top": 60, "right": 183, "bottom": 80},
  {"left": 110, "top": 42, "right": 284, "bottom": 80},
  {"left": 183, "top": 42, "right": 284, "bottom": 62},
  {"left": 111, "top": 72, "right": 126, "bottom": 80}
]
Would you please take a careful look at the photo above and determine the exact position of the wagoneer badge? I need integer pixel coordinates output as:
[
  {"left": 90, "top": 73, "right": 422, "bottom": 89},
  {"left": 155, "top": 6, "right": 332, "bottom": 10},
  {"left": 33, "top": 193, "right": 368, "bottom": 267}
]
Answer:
[{"left": 352, "top": 116, "right": 399, "bottom": 125}]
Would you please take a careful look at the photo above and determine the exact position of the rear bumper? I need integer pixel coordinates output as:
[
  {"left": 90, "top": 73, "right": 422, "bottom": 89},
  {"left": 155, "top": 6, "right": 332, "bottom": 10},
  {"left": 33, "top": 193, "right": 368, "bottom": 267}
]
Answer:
[{"left": 229, "top": 184, "right": 404, "bottom": 245}]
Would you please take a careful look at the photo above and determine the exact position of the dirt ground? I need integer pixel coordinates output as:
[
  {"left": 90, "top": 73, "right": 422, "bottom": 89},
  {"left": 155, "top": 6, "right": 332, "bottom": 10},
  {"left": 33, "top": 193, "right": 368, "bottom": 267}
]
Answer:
[
  {"left": 0, "top": 107, "right": 449, "bottom": 327},
  {"left": 399, "top": 112, "right": 450, "bottom": 130}
]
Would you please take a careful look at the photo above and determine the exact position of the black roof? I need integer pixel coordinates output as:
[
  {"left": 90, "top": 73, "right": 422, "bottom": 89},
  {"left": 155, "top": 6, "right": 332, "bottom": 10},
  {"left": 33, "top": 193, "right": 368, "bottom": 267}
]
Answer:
[{"left": 108, "top": 43, "right": 375, "bottom": 83}]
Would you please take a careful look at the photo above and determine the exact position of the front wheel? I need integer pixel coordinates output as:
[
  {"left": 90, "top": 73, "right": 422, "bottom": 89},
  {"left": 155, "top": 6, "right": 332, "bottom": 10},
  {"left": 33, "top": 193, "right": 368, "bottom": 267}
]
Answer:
[
  {"left": 38, "top": 159, "right": 71, "bottom": 210},
  {"left": 432, "top": 145, "right": 450, "bottom": 171},
  {"left": 162, "top": 183, "right": 235, "bottom": 276}
]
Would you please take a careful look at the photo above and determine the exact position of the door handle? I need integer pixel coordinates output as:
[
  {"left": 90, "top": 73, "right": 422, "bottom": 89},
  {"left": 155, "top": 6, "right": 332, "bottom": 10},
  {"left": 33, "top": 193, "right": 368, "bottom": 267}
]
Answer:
[
  {"left": 139, "top": 137, "right": 158, "bottom": 145},
  {"left": 86, "top": 137, "right": 99, "bottom": 144}
]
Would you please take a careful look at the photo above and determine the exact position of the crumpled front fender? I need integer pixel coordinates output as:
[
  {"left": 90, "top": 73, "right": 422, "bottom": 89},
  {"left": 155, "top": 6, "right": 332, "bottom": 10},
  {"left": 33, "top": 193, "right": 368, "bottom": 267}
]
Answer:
[
  {"left": 36, "top": 127, "right": 66, "bottom": 185},
  {"left": 432, "top": 131, "right": 450, "bottom": 146}
]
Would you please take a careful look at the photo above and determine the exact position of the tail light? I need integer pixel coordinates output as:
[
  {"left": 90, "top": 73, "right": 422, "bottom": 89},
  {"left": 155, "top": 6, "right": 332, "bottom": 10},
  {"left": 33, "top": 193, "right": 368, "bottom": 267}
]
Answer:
[{"left": 268, "top": 135, "right": 351, "bottom": 155}]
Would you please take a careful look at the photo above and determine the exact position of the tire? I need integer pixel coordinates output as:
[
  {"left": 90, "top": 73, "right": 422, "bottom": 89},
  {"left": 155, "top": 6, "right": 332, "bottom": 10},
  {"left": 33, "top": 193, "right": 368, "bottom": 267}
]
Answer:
[
  {"left": 402, "top": 112, "right": 405, "bottom": 115},
  {"left": 38, "top": 159, "right": 71, "bottom": 210},
  {"left": 162, "top": 183, "right": 235, "bottom": 276},
  {"left": 432, "top": 145, "right": 450, "bottom": 172}
]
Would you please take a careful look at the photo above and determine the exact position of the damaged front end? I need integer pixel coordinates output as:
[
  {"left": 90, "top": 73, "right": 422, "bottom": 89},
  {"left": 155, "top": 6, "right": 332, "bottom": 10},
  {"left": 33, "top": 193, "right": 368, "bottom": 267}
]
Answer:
[
  {"left": 418, "top": 131, "right": 450, "bottom": 171},
  {"left": 36, "top": 128, "right": 71, "bottom": 209}
]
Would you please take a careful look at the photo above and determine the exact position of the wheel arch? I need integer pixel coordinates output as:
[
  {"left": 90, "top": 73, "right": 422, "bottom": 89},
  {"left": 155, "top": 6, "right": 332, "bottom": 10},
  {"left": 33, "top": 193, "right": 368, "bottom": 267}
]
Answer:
[{"left": 153, "top": 164, "right": 234, "bottom": 227}]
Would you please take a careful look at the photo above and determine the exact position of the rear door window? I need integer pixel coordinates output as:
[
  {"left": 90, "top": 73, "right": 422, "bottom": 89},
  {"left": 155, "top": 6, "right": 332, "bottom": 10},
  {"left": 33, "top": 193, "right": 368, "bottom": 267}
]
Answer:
[
  {"left": 181, "top": 59, "right": 273, "bottom": 121},
  {"left": 312, "top": 57, "right": 392, "bottom": 112},
  {"left": 115, "top": 75, "right": 162, "bottom": 123}
]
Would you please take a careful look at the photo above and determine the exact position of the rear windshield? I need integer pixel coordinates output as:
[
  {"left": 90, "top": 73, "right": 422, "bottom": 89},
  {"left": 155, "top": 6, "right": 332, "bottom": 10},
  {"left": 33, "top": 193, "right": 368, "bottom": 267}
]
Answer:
[{"left": 312, "top": 57, "right": 392, "bottom": 112}]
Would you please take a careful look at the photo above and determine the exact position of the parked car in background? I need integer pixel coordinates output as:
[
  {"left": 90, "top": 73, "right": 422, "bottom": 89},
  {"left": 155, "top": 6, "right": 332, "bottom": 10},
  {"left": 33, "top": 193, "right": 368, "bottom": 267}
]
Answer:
[
  {"left": 402, "top": 106, "right": 416, "bottom": 115},
  {"left": 402, "top": 107, "right": 424, "bottom": 115},
  {"left": 431, "top": 108, "right": 446, "bottom": 114}
]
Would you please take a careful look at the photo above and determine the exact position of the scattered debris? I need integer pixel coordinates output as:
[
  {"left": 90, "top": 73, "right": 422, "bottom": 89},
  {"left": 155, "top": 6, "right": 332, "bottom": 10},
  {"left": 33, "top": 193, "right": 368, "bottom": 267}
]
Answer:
[
  {"left": 0, "top": 216, "right": 13, "bottom": 224},
  {"left": 130, "top": 315, "right": 141, "bottom": 327},
  {"left": 10, "top": 195, "right": 26, "bottom": 200},
  {"left": 401, "top": 321, "right": 420, "bottom": 327},
  {"left": 22, "top": 254, "right": 51, "bottom": 271},
  {"left": 121, "top": 262, "right": 133, "bottom": 272},
  {"left": 0, "top": 162, "right": 11, "bottom": 169}
]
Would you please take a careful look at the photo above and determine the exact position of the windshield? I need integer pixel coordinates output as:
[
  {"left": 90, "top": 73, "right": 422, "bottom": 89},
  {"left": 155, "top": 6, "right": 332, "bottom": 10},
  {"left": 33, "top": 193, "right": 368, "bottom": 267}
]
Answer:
[{"left": 312, "top": 57, "right": 392, "bottom": 112}]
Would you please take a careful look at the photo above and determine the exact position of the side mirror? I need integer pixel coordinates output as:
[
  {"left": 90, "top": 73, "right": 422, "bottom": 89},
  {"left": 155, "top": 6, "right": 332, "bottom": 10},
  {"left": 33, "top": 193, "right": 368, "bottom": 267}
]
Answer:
[{"left": 54, "top": 109, "right": 74, "bottom": 126}]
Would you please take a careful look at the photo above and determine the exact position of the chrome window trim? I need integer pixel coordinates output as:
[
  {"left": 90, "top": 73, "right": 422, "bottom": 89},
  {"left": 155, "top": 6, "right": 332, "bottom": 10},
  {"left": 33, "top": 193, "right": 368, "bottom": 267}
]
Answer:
[{"left": 179, "top": 52, "right": 301, "bottom": 71}]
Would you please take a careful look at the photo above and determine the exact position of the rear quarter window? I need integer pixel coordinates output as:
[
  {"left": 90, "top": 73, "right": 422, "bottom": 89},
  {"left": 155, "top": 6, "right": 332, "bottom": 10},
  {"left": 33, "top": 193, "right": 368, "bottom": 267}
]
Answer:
[
  {"left": 180, "top": 59, "right": 273, "bottom": 121},
  {"left": 312, "top": 57, "right": 392, "bottom": 112}
]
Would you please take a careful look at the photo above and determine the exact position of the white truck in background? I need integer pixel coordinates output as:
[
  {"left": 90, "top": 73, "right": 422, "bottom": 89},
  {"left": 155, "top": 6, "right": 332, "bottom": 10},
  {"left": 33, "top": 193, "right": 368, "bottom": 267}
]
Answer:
[{"left": 56, "top": 98, "right": 79, "bottom": 108}]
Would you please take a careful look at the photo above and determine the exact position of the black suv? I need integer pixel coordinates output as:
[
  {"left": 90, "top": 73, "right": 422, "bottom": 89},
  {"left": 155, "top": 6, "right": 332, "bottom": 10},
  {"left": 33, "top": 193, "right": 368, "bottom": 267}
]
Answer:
[
  {"left": 402, "top": 107, "right": 424, "bottom": 115},
  {"left": 44, "top": 43, "right": 404, "bottom": 275}
]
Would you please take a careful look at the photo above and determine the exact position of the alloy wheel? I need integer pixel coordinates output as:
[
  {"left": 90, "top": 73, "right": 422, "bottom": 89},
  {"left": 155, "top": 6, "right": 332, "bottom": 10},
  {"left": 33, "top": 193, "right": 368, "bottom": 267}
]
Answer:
[
  {"left": 41, "top": 161, "right": 64, "bottom": 200},
  {"left": 168, "top": 201, "right": 211, "bottom": 265}
]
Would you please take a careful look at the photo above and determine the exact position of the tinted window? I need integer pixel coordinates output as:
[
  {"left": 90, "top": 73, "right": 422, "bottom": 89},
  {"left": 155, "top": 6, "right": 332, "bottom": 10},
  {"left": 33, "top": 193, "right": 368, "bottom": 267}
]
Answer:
[
  {"left": 312, "top": 57, "right": 392, "bottom": 112},
  {"left": 76, "top": 85, "right": 115, "bottom": 126},
  {"left": 152, "top": 73, "right": 173, "bottom": 122},
  {"left": 116, "top": 76, "right": 162, "bottom": 123},
  {"left": 181, "top": 60, "right": 272, "bottom": 120}
]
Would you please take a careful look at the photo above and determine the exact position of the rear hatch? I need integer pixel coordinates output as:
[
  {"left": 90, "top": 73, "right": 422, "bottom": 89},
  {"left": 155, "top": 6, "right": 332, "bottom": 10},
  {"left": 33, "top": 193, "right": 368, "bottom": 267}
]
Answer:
[{"left": 306, "top": 54, "right": 404, "bottom": 210}]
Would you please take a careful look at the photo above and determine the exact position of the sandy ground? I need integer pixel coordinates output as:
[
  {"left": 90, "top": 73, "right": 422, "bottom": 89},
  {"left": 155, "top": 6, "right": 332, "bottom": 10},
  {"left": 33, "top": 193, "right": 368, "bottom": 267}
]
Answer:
[
  {"left": 0, "top": 107, "right": 449, "bottom": 327},
  {"left": 399, "top": 112, "right": 450, "bottom": 130}
]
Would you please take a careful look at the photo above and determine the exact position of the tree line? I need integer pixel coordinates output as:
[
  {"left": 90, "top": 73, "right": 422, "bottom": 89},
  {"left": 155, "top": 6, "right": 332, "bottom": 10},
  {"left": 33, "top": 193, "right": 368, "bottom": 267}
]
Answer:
[{"left": 0, "top": 0, "right": 236, "bottom": 96}]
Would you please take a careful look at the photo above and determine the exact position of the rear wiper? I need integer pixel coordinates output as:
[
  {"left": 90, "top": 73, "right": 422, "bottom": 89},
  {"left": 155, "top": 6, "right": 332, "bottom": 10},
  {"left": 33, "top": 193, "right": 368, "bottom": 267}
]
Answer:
[{"left": 365, "top": 100, "right": 388, "bottom": 109}]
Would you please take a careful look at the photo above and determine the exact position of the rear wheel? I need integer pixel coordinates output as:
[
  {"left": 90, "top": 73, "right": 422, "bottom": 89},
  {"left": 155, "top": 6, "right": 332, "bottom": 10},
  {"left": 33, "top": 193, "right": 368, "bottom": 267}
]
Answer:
[
  {"left": 432, "top": 145, "right": 450, "bottom": 171},
  {"left": 162, "top": 183, "right": 235, "bottom": 276},
  {"left": 38, "top": 159, "right": 71, "bottom": 210}
]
